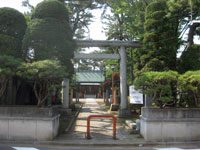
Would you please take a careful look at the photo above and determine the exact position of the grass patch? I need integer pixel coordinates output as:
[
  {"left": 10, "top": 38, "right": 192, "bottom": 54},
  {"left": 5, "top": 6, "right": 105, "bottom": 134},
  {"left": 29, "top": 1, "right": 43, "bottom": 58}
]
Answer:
[
  {"left": 59, "top": 116, "right": 72, "bottom": 134},
  {"left": 58, "top": 102, "right": 82, "bottom": 134},
  {"left": 105, "top": 105, "right": 110, "bottom": 110}
]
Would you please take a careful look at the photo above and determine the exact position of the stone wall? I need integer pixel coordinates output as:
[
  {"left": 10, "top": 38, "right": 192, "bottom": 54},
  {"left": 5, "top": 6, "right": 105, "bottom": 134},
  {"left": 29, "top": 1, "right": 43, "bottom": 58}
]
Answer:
[
  {"left": 0, "top": 106, "right": 58, "bottom": 117},
  {"left": 0, "top": 106, "right": 60, "bottom": 141},
  {"left": 140, "top": 107, "right": 200, "bottom": 142}
]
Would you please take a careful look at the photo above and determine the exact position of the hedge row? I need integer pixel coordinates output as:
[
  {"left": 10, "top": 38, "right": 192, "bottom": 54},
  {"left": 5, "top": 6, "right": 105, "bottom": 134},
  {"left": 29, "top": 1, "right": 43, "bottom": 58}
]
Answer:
[{"left": 134, "top": 70, "right": 200, "bottom": 108}]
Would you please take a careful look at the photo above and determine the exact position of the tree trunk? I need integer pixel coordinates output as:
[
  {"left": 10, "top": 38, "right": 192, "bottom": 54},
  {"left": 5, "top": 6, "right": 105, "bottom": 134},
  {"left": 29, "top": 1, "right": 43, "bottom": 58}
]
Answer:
[
  {"left": 0, "top": 79, "right": 8, "bottom": 98},
  {"left": 186, "top": 22, "right": 200, "bottom": 49},
  {"left": 131, "top": 49, "right": 134, "bottom": 84},
  {"left": 193, "top": 91, "right": 199, "bottom": 107},
  {"left": 34, "top": 81, "right": 50, "bottom": 107}
]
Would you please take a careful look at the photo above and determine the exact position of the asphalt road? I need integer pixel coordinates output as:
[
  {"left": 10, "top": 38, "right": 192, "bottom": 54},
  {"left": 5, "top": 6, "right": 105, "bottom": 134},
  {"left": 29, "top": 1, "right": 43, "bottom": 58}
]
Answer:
[{"left": 1, "top": 145, "right": 200, "bottom": 150}]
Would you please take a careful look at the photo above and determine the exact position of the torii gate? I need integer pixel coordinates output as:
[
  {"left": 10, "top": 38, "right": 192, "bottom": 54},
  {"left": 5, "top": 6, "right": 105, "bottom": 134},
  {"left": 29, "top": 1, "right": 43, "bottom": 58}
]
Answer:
[{"left": 74, "top": 40, "right": 141, "bottom": 117}]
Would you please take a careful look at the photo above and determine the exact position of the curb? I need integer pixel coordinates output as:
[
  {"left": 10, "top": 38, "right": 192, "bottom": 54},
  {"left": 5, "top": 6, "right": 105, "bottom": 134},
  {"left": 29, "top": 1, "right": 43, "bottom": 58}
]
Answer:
[
  {"left": 27, "top": 140, "right": 200, "bottom": 148},
  {"left": 65, "top": 103, "right": 83, "bottom": 133},
  {"left": 1, "top": 140, "right": 199, "bottom": 148}
]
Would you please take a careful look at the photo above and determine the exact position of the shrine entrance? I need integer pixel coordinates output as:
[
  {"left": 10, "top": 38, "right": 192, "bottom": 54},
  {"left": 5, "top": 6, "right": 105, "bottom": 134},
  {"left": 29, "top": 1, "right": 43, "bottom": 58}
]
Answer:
[
  {"left": 75, "top": 70, "right": 105, "bottom": 99},
  {"left": 73, "top": 40, "right": 141, "bottom": 116}
]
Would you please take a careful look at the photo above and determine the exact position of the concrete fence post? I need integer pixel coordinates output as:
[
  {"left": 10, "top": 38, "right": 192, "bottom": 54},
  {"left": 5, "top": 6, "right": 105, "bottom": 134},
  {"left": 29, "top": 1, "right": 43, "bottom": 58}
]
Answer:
[{"left": 62, "top": 78, "right": 70, "bottom": 108}]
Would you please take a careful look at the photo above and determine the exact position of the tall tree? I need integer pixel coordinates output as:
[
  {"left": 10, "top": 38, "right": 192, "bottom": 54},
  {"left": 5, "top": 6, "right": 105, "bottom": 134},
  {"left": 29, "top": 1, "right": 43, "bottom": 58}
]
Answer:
[
  {"left": 23, "top": 0, "right": 75, "bottom": 72},
  {"left": 100, "top": 0, "right": 154, "bottom": 83},
  {"left": 0, "top": 7, "right": 27, "bottom": 105},
  {"left": 22, "top": 0, "right": 104, "bottom": 39},
  {"left": 0, "top": 7, "right": 27, "bottom": 58},
  {"left": 142, "top": 0, "right": 179, "bottom": 71},
  {"left": 167, "top": 0, "right": 200, "bottom": 73}
]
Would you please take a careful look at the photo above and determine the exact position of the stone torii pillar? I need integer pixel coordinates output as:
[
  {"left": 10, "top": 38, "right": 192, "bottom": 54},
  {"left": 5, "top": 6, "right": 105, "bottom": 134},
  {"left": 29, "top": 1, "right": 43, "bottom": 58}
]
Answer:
[{"left": 119, "top": 45, "right": 129, "bottom": 116}]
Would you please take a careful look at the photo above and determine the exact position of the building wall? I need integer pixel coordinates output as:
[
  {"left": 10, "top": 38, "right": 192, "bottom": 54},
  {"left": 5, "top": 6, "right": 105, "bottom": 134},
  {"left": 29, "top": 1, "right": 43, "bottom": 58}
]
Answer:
[{"left": 79, "top": 85, "right": 102, "bottom": 98}]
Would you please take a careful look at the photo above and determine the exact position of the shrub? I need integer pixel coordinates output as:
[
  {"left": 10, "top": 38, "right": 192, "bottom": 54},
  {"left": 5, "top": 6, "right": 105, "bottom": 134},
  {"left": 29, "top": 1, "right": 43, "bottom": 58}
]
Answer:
[
  {"left": 0, "top": 7, "right": 27, "bottom": 58},
  {"left": 178, "top": 45, "right": 200, "bottom": 73},
  {"left": 178, "top": 70, "right": 200, "bottom": 107},
  {"left": 134, "top": 71, "right": 179, "bottom": 108},
  {"left": 17, "top": 60, "right": 67, "bottom": 107},
  {"left": 0, "top": 55, "right": 23, "bottom": 98}
]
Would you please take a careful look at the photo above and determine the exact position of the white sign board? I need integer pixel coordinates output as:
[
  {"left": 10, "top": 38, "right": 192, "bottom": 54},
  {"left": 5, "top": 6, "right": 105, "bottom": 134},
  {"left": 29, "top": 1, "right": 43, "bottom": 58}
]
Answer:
[{"left": 129, "top": 85, "right": 143, "bottom": 104}]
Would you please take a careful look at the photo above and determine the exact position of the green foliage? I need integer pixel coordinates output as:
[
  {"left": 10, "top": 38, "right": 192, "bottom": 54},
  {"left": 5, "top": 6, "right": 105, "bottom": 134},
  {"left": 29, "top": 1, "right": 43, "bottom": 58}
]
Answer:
[
  {"left": 0, "top": 55, "right": 23, "bottom": 78},
  {"left": 0, "top": 55, "right": 23, "bottom": 98},
  {"left": 102, "top": 0, "right": 141, "bottom": 40},
  {"left": 142, "top": 0, "right": 178, "bottom": 72},
  {"left": 0, "top": 34, "right": 21, "bottom": 57},
  {"left": 22, "top": 0, "right": 103, "bottom": 39},
  {"left": 23, "top": 0, "right": 75, "bottom": 77},
  {"left": 0, "top": 7, "right": 27, "bottom": 58},
  {"left": 31, "top": 0, "right": 69, "bottom": 21},
  {"left": 17, "top": 60, "right": 67, "bottom": 82},
  {"left": 17, "top": 60, "right": 68, "bottom": 106},
  {"left": 167, "top": 0, "right": 200, "bottom": 20},
  {"left": 178, "top": 70, "right": 200, "bottom": 107},
  {"left": 64, "top": 0, "right": 99, "bottom": 38},
  {"left": 179, "top": 70, "right": 200, "bottom": 92},
  {"left": 103, "top": 0, "right": 200, "bottom": 84},
  {"left": 23, "top": 18, "right": 74, "bottom": 61},
  {"left": 20, "top": 0, "right": 76, "bottom": 106},
  {"left": 179, "top": 45, "right": 200, "bottom": 73},
  {"left": 134, "top": 71, "right": 179, "bottom": 108},
  {"left": 134, "top": 70, "right": 200, "bottom": 108},
  {"left": 0, "top": 7, "right": 27, "bottom": 40}
]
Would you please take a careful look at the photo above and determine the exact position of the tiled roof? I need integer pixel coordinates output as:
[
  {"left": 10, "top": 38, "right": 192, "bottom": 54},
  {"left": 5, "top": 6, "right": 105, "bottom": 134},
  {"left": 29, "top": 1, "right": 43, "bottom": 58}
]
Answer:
[{"left": 76, "top": 70, "right": 105, "bottom": 83}]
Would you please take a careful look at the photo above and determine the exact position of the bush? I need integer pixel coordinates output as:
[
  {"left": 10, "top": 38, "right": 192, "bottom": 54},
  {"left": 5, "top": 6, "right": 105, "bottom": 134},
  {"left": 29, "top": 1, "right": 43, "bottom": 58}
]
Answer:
[
  {"left": 0, "top": 7, "right": 27, "bottom": 40},
  {"left": 31, "top": 0, "right": 69, "bottom": 21},
  {"left": 178, "top": 70, "right": 200, "bottom": 107},
  {"left": 17, "top": 60, "right": 67, "bottom": 107},
  {"left": 0, "top": 7, "right": 27, "bottom": 58},
  {"left": 178, "top": 45, "right": 200, "bottom": 73},
  {"left": 23, "top": 0, "right": 75, "bottom": 73},
  {"left": 134, "top": 71, "right": 179, "bottom": 108},
  {"left": 134, "top": 70, "right": 200, "bottom": 108},
  {"left": 0, "top": 55, "right": 23, "bottom": 98}
]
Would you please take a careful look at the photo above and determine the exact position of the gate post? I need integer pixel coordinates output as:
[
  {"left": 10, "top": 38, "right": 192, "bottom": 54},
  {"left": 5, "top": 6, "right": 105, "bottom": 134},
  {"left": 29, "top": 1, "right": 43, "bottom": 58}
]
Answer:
[
  {"left": 119, "top": 45, "right": 130, "bottom": 117},
  {"left": 62, "top": 78, "right": 70, "bottom": 108}
]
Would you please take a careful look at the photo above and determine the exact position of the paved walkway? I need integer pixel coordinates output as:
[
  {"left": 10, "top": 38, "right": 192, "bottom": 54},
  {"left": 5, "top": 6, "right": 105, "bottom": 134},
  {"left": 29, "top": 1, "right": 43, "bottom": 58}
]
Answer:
[
  {"left": 54, "top": 98, "right": 145, "bottom": 145},
  {"left": 66, "top": 98, "right": 114, "bottom": 139}
]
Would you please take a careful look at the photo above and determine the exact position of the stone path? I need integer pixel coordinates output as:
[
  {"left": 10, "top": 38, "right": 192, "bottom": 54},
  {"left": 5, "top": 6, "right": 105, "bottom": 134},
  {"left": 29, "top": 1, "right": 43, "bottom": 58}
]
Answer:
[
  {"left": 56, "top": 98, "right": 144, "bottom": 142},
  {"left": 70, "top": 98, "right": 114, "bottom": 139}
]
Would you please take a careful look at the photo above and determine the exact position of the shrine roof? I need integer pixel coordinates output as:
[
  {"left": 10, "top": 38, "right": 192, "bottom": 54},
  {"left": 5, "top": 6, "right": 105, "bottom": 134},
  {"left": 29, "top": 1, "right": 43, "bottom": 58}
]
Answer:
[{"left": 75, "top": 70, "right": 105, "bottom": 83}]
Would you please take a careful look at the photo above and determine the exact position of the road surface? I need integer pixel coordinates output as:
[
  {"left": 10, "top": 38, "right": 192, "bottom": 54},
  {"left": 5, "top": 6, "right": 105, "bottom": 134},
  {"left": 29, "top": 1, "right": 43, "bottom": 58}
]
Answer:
[{"left": 1, "top": 145, "right": 200, "bottom": 150}]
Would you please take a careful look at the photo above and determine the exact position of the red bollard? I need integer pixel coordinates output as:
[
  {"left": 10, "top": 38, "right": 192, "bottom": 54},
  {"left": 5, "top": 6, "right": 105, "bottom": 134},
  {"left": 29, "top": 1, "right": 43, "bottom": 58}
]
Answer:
[{"left": 86, "top": 114, "right": 116, "bottom": 139}]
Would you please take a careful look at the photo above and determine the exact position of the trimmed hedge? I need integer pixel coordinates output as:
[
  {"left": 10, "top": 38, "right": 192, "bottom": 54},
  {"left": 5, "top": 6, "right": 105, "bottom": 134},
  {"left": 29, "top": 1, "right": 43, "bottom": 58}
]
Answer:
[{"left": 134, "top": 70, "right": 200, "bottom": 108}]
